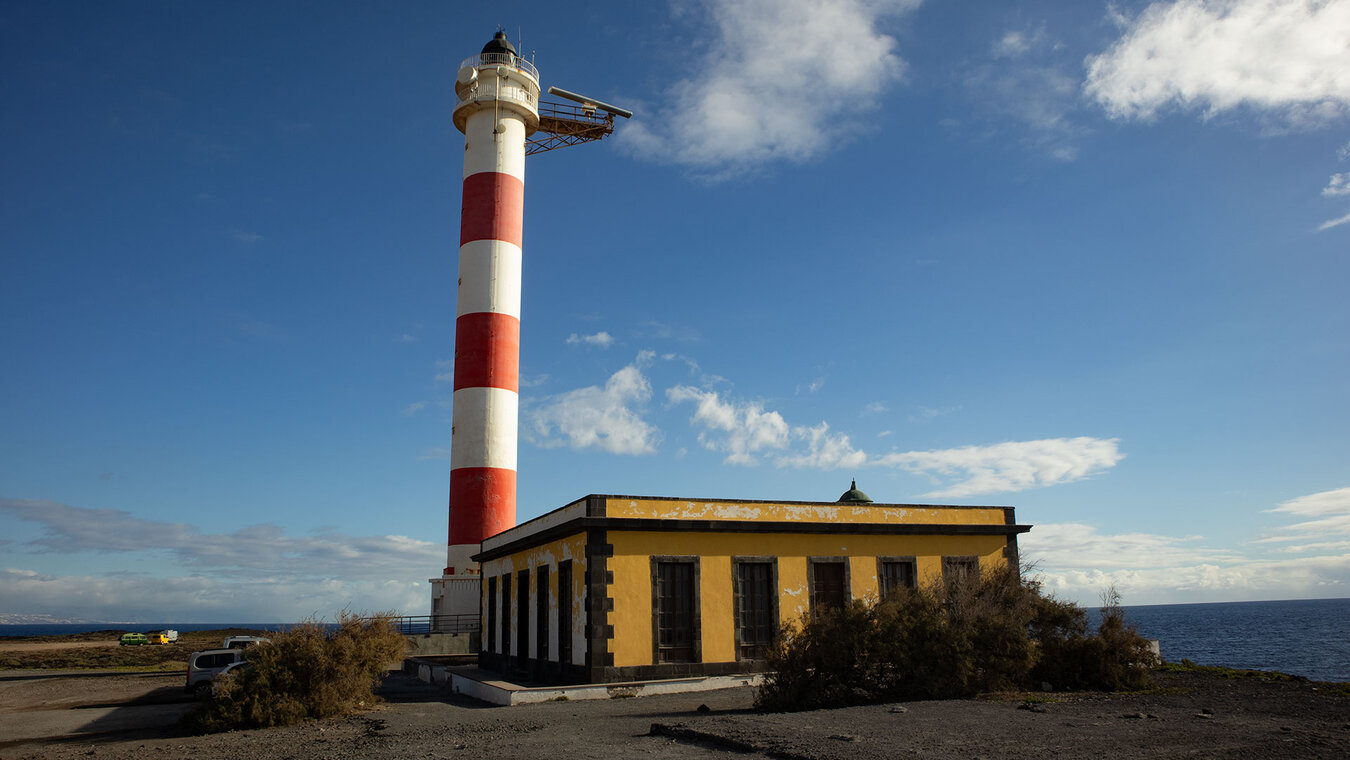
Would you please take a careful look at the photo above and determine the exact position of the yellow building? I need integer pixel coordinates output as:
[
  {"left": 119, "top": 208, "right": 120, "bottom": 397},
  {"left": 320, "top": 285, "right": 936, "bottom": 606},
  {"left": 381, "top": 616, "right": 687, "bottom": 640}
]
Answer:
[{"left": 474, "top": 483, "right": 1030, "bottom": 683}]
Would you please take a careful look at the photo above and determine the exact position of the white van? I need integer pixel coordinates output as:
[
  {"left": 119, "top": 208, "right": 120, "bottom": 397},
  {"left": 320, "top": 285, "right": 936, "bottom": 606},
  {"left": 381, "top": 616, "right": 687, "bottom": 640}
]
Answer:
[
  {"left": 222, "top": 635, "right": 270, "bottom": 650},
  {"left": 185, "top": 648, "right": 245, "bottom": 696}
]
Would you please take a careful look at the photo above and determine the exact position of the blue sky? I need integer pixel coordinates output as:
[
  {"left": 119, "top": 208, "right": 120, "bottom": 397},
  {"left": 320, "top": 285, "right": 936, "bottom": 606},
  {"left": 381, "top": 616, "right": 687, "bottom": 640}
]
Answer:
[{"left": 2, "top": 0, "right": 1348, "bottom": 622}]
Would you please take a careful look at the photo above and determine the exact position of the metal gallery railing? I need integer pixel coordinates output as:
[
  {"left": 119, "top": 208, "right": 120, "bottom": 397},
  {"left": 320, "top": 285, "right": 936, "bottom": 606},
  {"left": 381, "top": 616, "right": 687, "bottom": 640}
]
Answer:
[
  {"left": 393, "top": 614, "right": 480, "bottom": 635},
  {"left": 459, "top": 52, "right": 539, "bottom": 82}
]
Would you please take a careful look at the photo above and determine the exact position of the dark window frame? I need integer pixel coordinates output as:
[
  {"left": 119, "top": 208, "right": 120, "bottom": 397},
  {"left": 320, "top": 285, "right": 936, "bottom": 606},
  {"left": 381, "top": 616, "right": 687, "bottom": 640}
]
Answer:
[
  {"left": 557, "top": 560, "right": 573, "bottom": 666},
  {"left": 516, "top": 569, "right": 530, "bottom": 661},
  {"left": 650, "top": 555, "right": 700, "bottom": 664},
  {"left": 486, "top": 575, "right": 498, "bottom": 653},
  {"left": 731, "top": 556, "right": 778, "bottom": 661},
  {"left": 942, "top": 555, "right": 980, "bottom": 586},
  {"left": 807, "top": 556, "right": 850, "bottom": 616},
  {"left": 499, "top": 573, "right": 511, "bottom": 660},
  {"left": 536, "top": 565, "right": 550, "bottom": 663},
  {"left": 876, "top": 555, "right": 918, "bottom": 599}
]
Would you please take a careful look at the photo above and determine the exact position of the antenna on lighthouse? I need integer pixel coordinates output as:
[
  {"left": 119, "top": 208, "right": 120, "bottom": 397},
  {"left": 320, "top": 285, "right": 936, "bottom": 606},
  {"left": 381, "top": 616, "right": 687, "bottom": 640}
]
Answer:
[{"left": 526, "top": 84, "right": 634, "bottom": 154}]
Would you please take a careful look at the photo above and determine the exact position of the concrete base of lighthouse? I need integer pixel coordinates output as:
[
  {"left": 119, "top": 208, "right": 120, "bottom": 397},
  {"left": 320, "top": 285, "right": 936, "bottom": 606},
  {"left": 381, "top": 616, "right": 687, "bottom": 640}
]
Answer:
[{"left": 430, "top": 542, "right": 482, "bottom": 632}]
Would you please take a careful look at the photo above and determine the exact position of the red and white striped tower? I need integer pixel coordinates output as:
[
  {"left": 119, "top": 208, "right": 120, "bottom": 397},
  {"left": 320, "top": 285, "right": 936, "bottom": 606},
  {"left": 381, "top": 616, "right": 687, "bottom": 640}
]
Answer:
[{"left": 431, "top": 32, "right": 540, "bottom": 619}]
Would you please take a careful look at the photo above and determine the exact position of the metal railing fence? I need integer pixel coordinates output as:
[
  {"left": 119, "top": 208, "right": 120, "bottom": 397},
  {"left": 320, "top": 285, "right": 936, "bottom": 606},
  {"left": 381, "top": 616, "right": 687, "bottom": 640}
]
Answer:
[{"left": 393, "top": 614, "right": 480, "bottom": 635}]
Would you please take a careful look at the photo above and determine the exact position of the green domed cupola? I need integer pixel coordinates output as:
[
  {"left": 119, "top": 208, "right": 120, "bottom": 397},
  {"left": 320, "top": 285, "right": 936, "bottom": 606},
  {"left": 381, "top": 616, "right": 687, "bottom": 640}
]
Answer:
[{"left": 837, "top": 479, "right": 872, "bottom": 503}]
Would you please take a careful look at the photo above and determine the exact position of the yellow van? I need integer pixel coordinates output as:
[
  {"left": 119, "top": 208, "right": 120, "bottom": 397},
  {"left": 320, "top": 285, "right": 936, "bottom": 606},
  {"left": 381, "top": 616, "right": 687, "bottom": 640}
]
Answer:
[{"left": 146, "top": 632, "right": 171, "bottom": 645}]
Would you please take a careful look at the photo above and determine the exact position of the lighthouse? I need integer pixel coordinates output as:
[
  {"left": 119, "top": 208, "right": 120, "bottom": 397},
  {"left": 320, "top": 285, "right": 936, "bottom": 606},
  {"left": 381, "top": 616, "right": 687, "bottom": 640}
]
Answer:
[
  {"left": 430, "top": 33, "right": 629, "bottom": 627},
  {"left": 430, "top": 31, "right": 539, "bottom": 620}
]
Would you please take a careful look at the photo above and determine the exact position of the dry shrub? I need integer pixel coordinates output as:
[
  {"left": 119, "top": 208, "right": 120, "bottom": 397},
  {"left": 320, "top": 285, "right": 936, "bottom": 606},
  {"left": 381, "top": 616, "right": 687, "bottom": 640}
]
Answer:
[
  {"left": 1030, "top": 586, "right": 1156, "bottom": 692},
  {"left": 756, "top": 568, "right": 1154, "bottom": 711},
  {"left": 186, "top": 612, "right": 407, "bottom": 732}
]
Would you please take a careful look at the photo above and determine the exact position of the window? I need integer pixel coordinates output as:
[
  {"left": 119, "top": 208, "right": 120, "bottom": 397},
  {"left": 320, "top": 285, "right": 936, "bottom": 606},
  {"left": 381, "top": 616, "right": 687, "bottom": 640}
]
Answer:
[
  {"left": 486, "top": 576, "right": 498, "bottom": 653},
  {"left": 942, "top": 556, "right": 980, "bottom": 586},
  {"left": 733, "top": 559, "right": 777, "bottom": 660},
  {"left": 499, "top": 574, "right": 511, "bottom": 659},
  {"left": 653, "top": 558, "right": 697, "bottom": 663},
  {"left": 878, "top": 557, "right": 917, "bottom": 599},
  {"left": 809, "top": 558, "right": 848, "bottom": 614},
  {"left": 557, "top": 561, "right": 572, "bottom": 666},
  {"left": 536, "top": 566, "right": 549, "bottom": 662},
  {"left": 517, "top": 570, "right": 530, "bottom": 660}
]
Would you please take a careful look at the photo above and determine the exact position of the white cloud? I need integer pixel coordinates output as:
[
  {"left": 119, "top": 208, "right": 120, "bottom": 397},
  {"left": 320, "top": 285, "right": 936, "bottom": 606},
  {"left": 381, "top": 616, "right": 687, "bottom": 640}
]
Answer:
[
  {"left": 394, "top": 333, "right": 417, "bottom": 343},
  {"left": 1085, "top": 0, "right": 1350, "bottom": 127},
  {"left": 1264, "top": 486, "right": 1350, "bottom": 537},
  {"left": 231, "top": 229, "right": 263, "bottom": 245},
  {"left": 1023, "top": 520, "right": 1350, "bottom": 605},
  {"left": 400, "top": 401, "right": 427, "bottom": 417},
  {"left": 775, "top": 422, "right": 867, "bottom": 470},
  {"left": 0, "top": 567, "right": 428, "bottom": 622},
  {"left": 620, "top": 0, "right": 921, "bottom": 175},
  {"left": 876, "top": 437, "right": 1125, "bottom": 497},
  {"left": 566, "top": 331, "right": 615, "bottom": 348},
  {"left": 664, "top": 381, "right": 1120, "bottom": 495},
  {"left": 1323, "top": 172, "right": 1350, "bottom": 196},
  {"left": 0, "top": 499, "right": 440, "bottom": 577},
  {"left": 667, "top": 385, "right": 790, "bottom": 465},
  {"left": 1317, "top": 209, "right": 1350, "bottom": 230},
  {"left": 862, "top": 402, "right": 888, "bottom": 416},
  {"left": 993, "top": 28, "right": 1041, "bottom": 59},
  {"left": 525, "top": 360, "right": 660, "bottom": 455}
]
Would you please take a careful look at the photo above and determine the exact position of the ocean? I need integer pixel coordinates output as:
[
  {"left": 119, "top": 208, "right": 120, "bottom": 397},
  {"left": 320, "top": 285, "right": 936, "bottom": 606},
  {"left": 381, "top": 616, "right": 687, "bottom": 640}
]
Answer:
[
  {"left": 3, "top": 598, "right": 1348, "bottom": 682},
  {"left": 1094, "top": 597, "right": 1350, "bottom": 683}
]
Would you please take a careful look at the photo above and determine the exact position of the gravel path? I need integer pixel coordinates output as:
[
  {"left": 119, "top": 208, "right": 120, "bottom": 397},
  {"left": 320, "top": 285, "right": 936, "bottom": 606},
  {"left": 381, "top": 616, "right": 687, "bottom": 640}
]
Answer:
[{"left": 2, "top": 669, "right": 1346, "bottom": 759}]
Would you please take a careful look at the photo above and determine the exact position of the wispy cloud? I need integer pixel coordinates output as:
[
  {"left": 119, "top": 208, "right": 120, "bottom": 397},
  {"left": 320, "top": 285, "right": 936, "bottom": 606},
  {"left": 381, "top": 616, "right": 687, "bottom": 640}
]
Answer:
[
  {"left": 1, "top": 567, "right": 429, "bottom": 622},
  {"left": 1023, "top": 519, "right": 1350, "bottom": 605},
  {"left": 862, "top": 402, "right": 888, "bottom": 416},
  {"left": 416, "top": 446, "right": 449, "bottom": 461},
  {"left": 524, "top": 354, "right": 660, "bottom": 455},
  {"left": 394, "top": 333, "right": 418, "bottom": 343},
  {"left": 667, "top": 385, "right": 790, "bottom": 465},
  {"left": 964, "top": 24, "right": 1086, "bottom": 160},
  {"left": 566, "top": 331, "right": 615, "bottom": 348},
  {"left": 231, "top": 229, "right": 263, "bottom": 245},
  {"left": 0, "top": 498, "right": 441, "bottom": 581},
  {"left": 777, "top": 422, "right": 867, "bottom": 470},
  {"left": 434, "top": 359, "right": 454, "bottom": 383},
  {"left": 878, "top": 437, "right": 1124, "bottom": 498},
  {"left": 400, "top": 401, "right": 427, "bottom": 417},
  {"left": 1317, "top": 209, "right": 1350, "bottom": 230},
  {"left": 620, "top": 0, "right": 922, "bottom": 176},
  {"left": 1085, "top": 0, "right": 1350, "bottom": 129},
  {"left": 665, "top": 383, "right": 1121, "bottom": 496},
  {"left": 909, "top": 405, "right": 958, "bottom": 423},
  {"left": 1263, "top": 486, "right": 1350, "bottom": 539}
]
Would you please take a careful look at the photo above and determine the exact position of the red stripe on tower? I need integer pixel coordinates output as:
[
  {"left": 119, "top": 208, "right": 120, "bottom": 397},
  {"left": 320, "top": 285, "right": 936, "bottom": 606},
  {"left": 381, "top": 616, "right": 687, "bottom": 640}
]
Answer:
[{"left": 460, "top": 173, "right": 524, "bottom": 247}]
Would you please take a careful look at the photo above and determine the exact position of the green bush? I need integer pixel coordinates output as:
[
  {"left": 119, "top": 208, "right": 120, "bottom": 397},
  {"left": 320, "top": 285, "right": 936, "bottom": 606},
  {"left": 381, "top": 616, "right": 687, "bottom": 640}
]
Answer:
[
  {"left": 755, "top": 567, "right": 1155, "bottom": 711},
  {"left": 185, "top": 612, "right": 407, "bottom": 732}
]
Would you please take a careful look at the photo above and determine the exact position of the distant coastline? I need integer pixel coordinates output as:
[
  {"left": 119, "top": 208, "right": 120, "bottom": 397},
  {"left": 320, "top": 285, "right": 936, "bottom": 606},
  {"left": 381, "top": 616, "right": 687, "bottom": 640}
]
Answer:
[{"left": 0, "top": 621, "right": 292, "bottom": 638}]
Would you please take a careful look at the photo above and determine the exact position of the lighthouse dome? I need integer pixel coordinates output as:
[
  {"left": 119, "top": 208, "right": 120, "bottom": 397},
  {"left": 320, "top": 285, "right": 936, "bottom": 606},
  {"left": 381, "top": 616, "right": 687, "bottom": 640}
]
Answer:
[{"left": 482, "top": 31, "right": 516, "bottom": 57}]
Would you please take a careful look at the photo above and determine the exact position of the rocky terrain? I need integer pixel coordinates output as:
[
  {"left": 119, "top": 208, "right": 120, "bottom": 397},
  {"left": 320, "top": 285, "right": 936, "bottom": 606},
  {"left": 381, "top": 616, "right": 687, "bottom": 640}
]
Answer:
[{"left": 2, "top": 667, "right": 1347, "bottom": 759}]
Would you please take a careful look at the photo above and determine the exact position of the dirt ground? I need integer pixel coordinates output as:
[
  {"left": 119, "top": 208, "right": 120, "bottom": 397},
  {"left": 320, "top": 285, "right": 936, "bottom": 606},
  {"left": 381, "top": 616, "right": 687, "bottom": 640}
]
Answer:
[
  {"left": 1, "top": 668, "right": 1347, "bottom": 760},
  {"left": 0, "top": 641, "right": 116, "bottom": 654}
]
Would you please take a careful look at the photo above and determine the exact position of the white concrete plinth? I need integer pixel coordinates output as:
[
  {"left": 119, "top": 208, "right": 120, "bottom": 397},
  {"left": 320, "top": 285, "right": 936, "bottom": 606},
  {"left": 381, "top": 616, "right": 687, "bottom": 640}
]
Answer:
[{"left": 405, "top": 658, "right": 763, "bottom": 707}]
